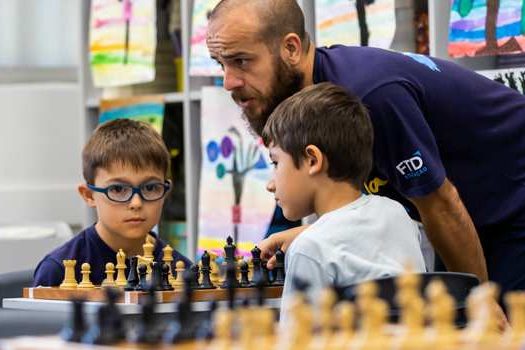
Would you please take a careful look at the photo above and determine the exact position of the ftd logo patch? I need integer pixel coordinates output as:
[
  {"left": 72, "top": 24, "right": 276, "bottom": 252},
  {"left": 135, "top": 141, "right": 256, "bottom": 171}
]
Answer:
[{"left": 396, "top": 150, "right": 428, "bottom": 179}]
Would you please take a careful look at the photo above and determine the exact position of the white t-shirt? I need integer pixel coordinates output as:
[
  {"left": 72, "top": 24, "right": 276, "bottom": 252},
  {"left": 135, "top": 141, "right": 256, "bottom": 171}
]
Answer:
[{"left": 279, "top": 194, "right": 426, "bottom": 325}]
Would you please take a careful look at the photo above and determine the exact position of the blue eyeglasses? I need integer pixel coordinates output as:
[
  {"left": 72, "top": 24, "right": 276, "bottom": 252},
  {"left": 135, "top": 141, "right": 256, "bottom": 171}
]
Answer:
[{"left": 87, "top": 181, "right": 171, "bottom": 203}]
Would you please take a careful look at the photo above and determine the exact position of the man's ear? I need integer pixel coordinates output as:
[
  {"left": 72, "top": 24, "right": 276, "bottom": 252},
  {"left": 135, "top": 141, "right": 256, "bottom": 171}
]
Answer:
[
  {"left": 280, "top": 33, "right": 302, "bottom": 66},
  {"left": 78, "top": 183, "right": 96, "bottom": 208},
  {"left": 304, "top": 145, "right": 324, "bottom": 176}
]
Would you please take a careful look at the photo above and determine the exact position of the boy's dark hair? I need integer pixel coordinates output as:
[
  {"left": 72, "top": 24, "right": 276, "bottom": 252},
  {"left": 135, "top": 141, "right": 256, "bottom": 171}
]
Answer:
[
  {"left": 82, "top": 119, "right": 169, "bottom": 184},
  {"left": 262, "top": 82, "right": 373, "bottom": 188}
]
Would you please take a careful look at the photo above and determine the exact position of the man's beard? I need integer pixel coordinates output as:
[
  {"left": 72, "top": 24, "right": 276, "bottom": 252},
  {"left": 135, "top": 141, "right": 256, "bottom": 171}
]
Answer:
[{"left": 239, "top": 57, "right": 304, "bottom": 136}]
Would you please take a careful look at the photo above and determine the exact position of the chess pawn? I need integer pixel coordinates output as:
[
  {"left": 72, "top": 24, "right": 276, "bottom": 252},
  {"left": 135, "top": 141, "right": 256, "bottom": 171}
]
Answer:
[
  {"left": 162, "top": 245, "right": 175, "bottom": 286},
  {"left": 78, "top": 263, "right": 95, "bottom": 289},
  {"left": 200, "top": 250, "right": 216, "bottom": 289},
  {"left": 136, "top": 264, "right": 149, "bottom": 291},
  {"left": 171, "top": 260, "right": 185, "bottom": 289},
  {"left": 504, "top": 291, "right": 525, "bottom": 345},
  {"left": 101, "top": 262, "right": 117, "bottom": 287},
  {"left": 312, "top": 288, "right": 337, "bottom": 350},
  {"left": 272, "top": 249, "right": 285, "bottom": 286},
  {"left": 209, "top": 252, "right": 220, "bottom": 287},
  {"left": 115, "top": 249, "right": 127, "bottom": 287},
  {"left": 250, "top": 246, "right": 262, "bottom": 283},
  {"left": 425, "top": 279, "right": 457, "bottom": 347},
  {"left": 333, "top": 301, "right": 354, "bottom": 348},
  {"left": 60, "top": 259, "right": 78, "bottom": 289},
  {"left": 239, "top": 260, "right": 252, "bottom": 287}
]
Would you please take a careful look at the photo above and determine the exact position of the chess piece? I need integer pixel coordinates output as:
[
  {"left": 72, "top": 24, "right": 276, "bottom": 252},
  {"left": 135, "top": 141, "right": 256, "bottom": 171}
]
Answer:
[
  {"left": 172, "top": 260, "right": 185, "bottom": 289},
  {"left": 209, "top": 252, "right": 221, "bottom": 286},
  {"left": 125, "top": 256, "right": 139, "bottom": 291},
  {"left": 103, "top": 287, "right": 125, "bottom": 342},
  {"left": 115, "top": 249, "right": 127, "bottom": 287},
  {"left": 333, "top": 301, "right": 354, "bottom": 347},
  {"left": 250, "top": 246, "right": 262, "bottom": 283},
  {"left": 163, "top": 269, "right": 197, "bottom": 343},
  {"left": 354, "top": 280, "right": 389, "bottom": 349},
  {"left": 160, "top": 263, "right": 174, "bottom": 291},
  {"left": 223, "top": 235, "right": 236, "bottom": 265},
  {"left": 239, "top": 260, "right": 252, "bottom": 287},
  {"left": 78, "top": 263, "right": 94, "bottom": 289},
  {"left": 425, "top": 278, "right": 457, "bottom": 347},
  {"left": 128, "top": 285, "right": 161, "bottom": 344},
  {"left": 189, "top": 264, "right": 200, "bottom": 289},
  {"left": 60, "top": 298, "right": 86, "bottom": 342},
  {"left": 395, "top": 272, "right": 425, "bottom": 349},
  {"left": 464, "top": 282, "right": 502, "bottom": 346},
  {"left": 504, "top": 291, "right": 525, "bottom": 346},
  {"left": 272, "top": 249, "right": 285, "bottom": 286},
  {"left": 143, "top": 235, "right": 155, "bottom": 260},
  {"left": 135, "top": 264, "right": 149, "bottom": 291},
  {"left": 162, "top": 244, "right": 175, "bottom": 286},
  {"left": 221, "top": 260, "right": 239, "bottom": 289},
  {"left": 211, "top": 308, "right": 234, "bottom": 350},
  {"left": 60, "top": 259, "right": 78, "bottom": 289},
  {"left": 101, "top": 262, "right": 117, "bottom": 287},
  {"left": 260, "top": 260, "right": 270, "bottom": 286},
  {"left": 200, "top": 250, "right": 216, "bottom": 289}
]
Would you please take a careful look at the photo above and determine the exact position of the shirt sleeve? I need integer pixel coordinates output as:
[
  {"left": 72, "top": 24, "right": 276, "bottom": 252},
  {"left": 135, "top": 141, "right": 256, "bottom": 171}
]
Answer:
[
  {"left": 363, "top": 82, "right": 446, "bottom": 197},
  {"left": 32, "top": 257, "right": 63, "bottom": 287}
]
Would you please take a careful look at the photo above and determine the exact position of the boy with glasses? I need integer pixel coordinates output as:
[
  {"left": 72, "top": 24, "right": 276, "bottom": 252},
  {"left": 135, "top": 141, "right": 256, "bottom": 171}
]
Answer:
[{"left": 33, "top": 119, "right": 191, "bottom": 286}]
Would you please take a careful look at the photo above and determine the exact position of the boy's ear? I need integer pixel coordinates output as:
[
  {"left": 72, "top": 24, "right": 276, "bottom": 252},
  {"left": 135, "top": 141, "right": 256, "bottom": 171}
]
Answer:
[
  {"left": 78, "top": 183, "right": 97, "bottom": 208},
  {"left": 304, "top": 145, "right": 324, "bottom": 176},
  {"left": 165, "top": 179, "right": 173, "bottom": 195}
]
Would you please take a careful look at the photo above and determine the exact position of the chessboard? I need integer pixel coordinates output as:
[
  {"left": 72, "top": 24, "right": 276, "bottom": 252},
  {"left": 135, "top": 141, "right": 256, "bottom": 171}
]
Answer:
[{"left": 22, "top": 285, "right": 283, "bottom": 304}]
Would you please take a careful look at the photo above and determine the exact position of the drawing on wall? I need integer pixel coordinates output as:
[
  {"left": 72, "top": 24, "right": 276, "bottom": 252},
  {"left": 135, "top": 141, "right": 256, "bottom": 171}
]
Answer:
[
  {"left": 90, "top": 0, "right": 157, "bottom": 87},
  {"left": 189, "top": 0, "right": 223, "bottom": 76},
  {"left": 449, "top": 0, "right": 525, "bottom": 58},
  {"left": 477, "top": 67, "right": 525, "bottom": 93},
  {"left": 315, "top": 0, "right": 396, "bottom": 48},
  {"left": 198, "top": 87, "right": 275, "bottom": 257},
  {"left": 99, "top": 95, "right": 165, "bottom": 134}
]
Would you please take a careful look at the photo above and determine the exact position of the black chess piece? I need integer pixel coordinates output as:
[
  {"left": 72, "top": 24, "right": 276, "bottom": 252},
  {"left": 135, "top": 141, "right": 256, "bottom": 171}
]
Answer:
[
  {"left": 135, "top": 264, "right": 148, "bottom": 291},
  {"left": 271, "top": 249, "right": 285, "bottom": 286},
  {"left": 224, "top": 235, "right": 237, "bottom": 265},
  {"left": 163, "top": 269, "right": 196, "bottom": 343},
  {"left": 261, "top": 260, "right": 271, "bottom": 286},
  {"left": 200, "top": 250, "right": 216, "bottom": 289},
  {"left": 151, "top": 262, "right": 163, "bottom": 291},
  {"left": 250, "top": 246, "right": 262, "bottom": 283},
  {"left": 225, "top": 262, "right": 237, "bottom": 309},
  {"left": 239, "top": 260, "right": 252, "bottom": 288},
  {"left": 125, "top": 256, "right": 139, "bottom": 291},
  {"left": 195, "top": 300, "right": 218, "bottom": 341},
  {"left": 128, "top": 284, "right": 161, "bottom": 344},
  {"left": 82, "top": 298, "right": 120, "bottom": 345},
  {"left": 98, "top": 287, "right": 125, "bottom": 343},
  {"left": 161, "top": 262, "right": 174, "bottom": 291},
  {"left": 189, "top": 264, "right": 201, "bottom": 289},
  {"left": 60, "top": 298, "right": 86, "bottom": 342}
]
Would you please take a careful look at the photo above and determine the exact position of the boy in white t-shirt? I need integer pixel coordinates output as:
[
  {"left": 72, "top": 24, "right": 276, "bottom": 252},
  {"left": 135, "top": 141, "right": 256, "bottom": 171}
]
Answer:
[{"left": 261, "top": 82, "right": 425, "bottom": 324}]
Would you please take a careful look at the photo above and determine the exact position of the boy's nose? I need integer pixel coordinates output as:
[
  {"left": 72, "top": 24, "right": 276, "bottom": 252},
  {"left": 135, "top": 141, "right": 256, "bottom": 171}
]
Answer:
[
  {"left": 266, "top": 179, "right": 276, "bottom": 193},
  {"left": 128, "top": 192, "right": 143, "bottom": 208}
]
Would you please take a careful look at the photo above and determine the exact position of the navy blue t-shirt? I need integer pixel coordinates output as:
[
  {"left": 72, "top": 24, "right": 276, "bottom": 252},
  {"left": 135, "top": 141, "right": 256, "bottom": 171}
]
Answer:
[
  {"left": 314, "top": 45, "right": 525, "bottom": 233},
  {"left": 33, "top": 225, "right": 192, "bottom": 286}
]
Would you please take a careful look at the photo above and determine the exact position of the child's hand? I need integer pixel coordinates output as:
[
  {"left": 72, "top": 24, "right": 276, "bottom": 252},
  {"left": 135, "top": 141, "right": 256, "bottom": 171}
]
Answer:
[{"left": 258, "top": 225, "right": 308, "bottom": 269}]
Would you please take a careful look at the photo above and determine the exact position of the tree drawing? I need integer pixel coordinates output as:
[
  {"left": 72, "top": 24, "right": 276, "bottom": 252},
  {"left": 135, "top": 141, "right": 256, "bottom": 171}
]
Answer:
[{"left": 206, "top": 127, "right": 268, "bottom": 244}]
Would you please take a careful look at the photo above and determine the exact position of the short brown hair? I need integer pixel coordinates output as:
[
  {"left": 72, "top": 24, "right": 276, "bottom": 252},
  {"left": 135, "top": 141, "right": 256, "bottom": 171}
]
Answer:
[
  {"left": 262, "top": 83, "right": 373, "bottom": 188},
  {"left": 209, "top": 0, "right": 310, "bottom": 53},
  {"left": 82, "top": 119, "right": 169, "bottom": 184}
]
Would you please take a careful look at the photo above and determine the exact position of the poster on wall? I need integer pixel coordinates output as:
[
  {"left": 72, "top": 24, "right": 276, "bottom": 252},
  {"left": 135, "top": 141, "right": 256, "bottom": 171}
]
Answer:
[
  {"left": 90, "top": 0, "right": 157, "bottom": 87},
  {"left": 99, "top": 95, "right": 165, "bottom": 134},
  {"left": 315, "top": 0, "right": 396, "bottom": 48},
  {"left": 198, "top": 87, "right": 274, "bottom": 258},
  {"left": 477, "top": 67, "right": 525, "bottom": 93},
  {"left": 189, "top": 0, "right": 223, "bottom": 76},
  {"left": 448, "top": 0, "right": 525, "bottom": 58}
]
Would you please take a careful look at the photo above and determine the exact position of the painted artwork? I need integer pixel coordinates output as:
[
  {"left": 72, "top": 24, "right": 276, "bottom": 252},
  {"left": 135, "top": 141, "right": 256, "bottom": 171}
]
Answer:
[
  {"left": 99, "top": 95, "right": 165, "bottom": 134},
  {"left": 90, "top": 0, "right": 157, "bottom": 87},
  {"left": 477, "top": 67, "right": 525, "bottom": 93},
  {"left": 189, "top": 0, "right": 223, "bottom": 76},
  {"left": 448, "top": 0, "right": 525, "bottom": 58},
  {"left": 315, "top": 0, "right": 396, "bottom": 48},
  {"left": 198, "top": 87, "right": 274, "bottom": 258}
]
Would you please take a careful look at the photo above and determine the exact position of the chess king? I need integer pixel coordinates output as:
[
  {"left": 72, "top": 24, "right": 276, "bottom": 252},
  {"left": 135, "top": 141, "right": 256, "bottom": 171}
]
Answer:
[{"left": 33, "top": 119, "right": 191, "bottom": 287}]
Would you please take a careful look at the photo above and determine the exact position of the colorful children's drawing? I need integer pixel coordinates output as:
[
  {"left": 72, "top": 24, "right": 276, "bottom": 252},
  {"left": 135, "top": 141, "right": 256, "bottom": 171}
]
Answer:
[
  {"left": 90, "top": 0, "right": 157, "bottom": 87},
  {"left": 99, "top": 95, "right": 165, "bottom": 134},
  {"left": 189, "top": 0, "right": 223, "bottom": 76},
  {"left": 315, "top": 0, "right": 396, "bottom": 49},
  {"left": 449, "top": 0, "right": 525, "bottom": 58},
  {"left": 198, "top": 87, "right": 274, "bottom": 258}
]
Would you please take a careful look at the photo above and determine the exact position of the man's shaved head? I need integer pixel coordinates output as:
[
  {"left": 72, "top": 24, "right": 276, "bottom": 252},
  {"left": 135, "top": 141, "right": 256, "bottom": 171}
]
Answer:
[{"left": 209, "top": 0, "right": 310, "bottom": 53}]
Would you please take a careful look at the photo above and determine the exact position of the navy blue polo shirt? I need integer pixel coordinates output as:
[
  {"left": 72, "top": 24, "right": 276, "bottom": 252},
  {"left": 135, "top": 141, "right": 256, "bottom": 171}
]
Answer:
[
  {"left": 33, "top": 225, "right": 192, "bottom": 286},
  {"left": 313, "top": 45, "right": 525, "bottom": 234}
]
